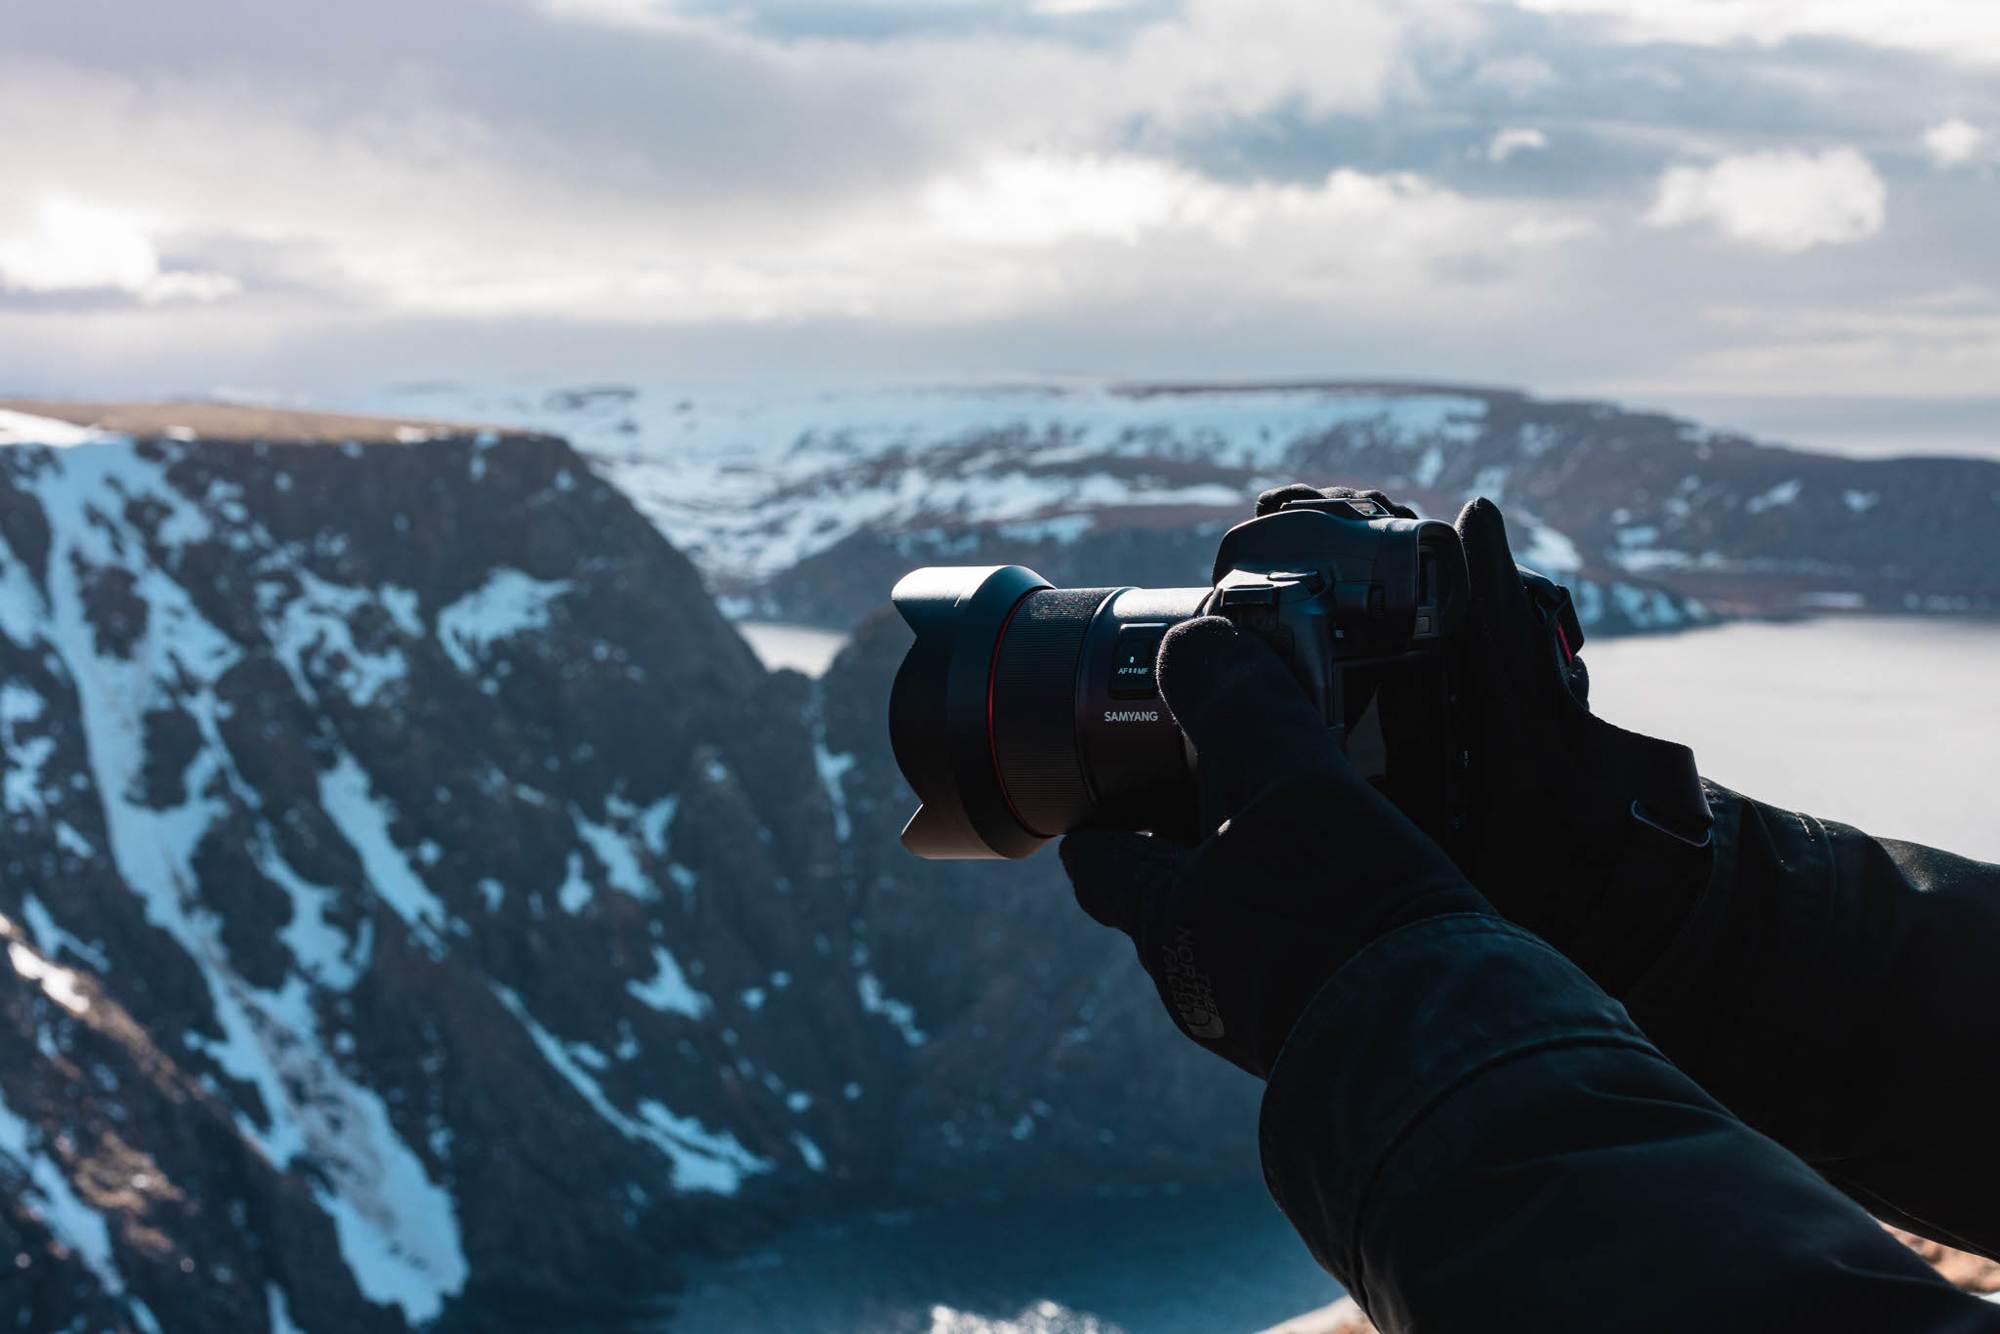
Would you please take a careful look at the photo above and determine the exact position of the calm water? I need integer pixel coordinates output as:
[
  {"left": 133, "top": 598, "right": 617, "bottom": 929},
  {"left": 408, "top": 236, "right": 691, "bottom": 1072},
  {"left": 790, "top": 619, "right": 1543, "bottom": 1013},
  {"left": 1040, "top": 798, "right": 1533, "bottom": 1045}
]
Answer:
[
  {"left": 736, "top": 621, "right": 852, "bottom": 677},
  {"left": 662, "top": 1184, "right": 1341, "bottom": 1334},
  {"left": 1585, "top": 616, "right": 2000, "bottom": 864},
  {"left": 694, "top": 615, "right": 2000, "bottom": 1334}
]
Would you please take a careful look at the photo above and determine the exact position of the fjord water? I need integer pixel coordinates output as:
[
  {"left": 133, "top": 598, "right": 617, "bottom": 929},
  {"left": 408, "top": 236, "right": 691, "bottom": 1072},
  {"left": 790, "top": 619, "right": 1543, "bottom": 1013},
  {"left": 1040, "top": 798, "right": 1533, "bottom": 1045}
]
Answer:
[
  {"left": 664, "top": 1183, "right": 1340, "bottom": 1334},
  {"left": 699, "top": 614, "right": 2000, "bottom": 1333},
  {"left": 1584, "top": 616, "right": 2000, "bottom": 864},
  {"left": 736, "top": 620, "right": 853, "bottom": 677}
]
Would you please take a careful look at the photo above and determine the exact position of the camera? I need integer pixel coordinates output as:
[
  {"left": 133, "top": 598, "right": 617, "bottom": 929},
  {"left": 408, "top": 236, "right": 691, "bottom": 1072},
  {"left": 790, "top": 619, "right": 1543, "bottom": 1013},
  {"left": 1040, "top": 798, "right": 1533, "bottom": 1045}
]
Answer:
[{"left": 888, "top": 494, "right": 1478, "bottom": 860}]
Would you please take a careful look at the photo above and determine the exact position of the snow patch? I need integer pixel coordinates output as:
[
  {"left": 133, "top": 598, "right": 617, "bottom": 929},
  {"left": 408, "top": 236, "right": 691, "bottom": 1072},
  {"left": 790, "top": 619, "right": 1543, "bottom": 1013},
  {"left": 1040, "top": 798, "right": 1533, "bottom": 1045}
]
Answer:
[
  {"left": 257, "top": 832, "right": 368, "bottom": 991},
  {"left": 266, "top": 1284, "right": 306, "bottom": 1334},
  {"left": 261, "top": 571, "right": 417, "bottom": 709},
  {"left": 858, "top": 971, "right": 928, "bottom": 1046},
  {"left": 636, "top": 795, "right": 679, "bottom": 856},
  {"left": 927, "top": 1301, "right": 1113, "bottom": 1334},
  {"left": 1746, "top": 478, "right": 1804, "bottom": 514},
  {"left": 493, "top": 985, "right": 766, "bottom": 1193},
  {"left": 557, "top": 851, "right": 594, "bottom": 914},
  {"left": 0, "top": 1083, "right": 124, "bottom": 1295},
  {"left": 1610, "top": 582, "right": 1686, "bottom": 630},
  {"left": 1517, "top": 523, "right": 1582, "bottom": 576},
  {"left": 627, "top": 945, "right": 713, "bottom": 1019},
  {"left": 436, "top": 569, "right": 574, "bottom": 673},
  {"left": 1411, "top": 443, "right": 1446, "bottom": 488},
  {"left": 814, "top": 743, "right": 857, "bottom": 843},
  {"left": 20, "top": 895, "right": 107, "bottom": 971},
  {"left": 319, "top": 753, "right": 450, "bottom": 949},
  {"left": 575, "top": 810, "right": 660, "bottom": 902},
  {"left": 0, "top": 409, "right": 112, "bottom": 447}
]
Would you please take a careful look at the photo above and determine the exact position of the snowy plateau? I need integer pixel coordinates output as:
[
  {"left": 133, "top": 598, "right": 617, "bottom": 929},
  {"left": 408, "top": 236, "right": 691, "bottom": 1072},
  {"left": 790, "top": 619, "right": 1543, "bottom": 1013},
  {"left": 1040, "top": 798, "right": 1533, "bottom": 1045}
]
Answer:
[{"left": 359, "top": 379, "right": 2000, "bottom": 636}]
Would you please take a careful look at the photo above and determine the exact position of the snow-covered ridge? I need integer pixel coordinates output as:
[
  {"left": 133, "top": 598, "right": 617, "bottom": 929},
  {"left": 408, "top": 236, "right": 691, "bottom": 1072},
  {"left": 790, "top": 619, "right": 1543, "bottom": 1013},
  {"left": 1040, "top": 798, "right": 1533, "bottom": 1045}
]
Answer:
[
  {"left": 350, "top": 381, "right": 1730, "bottom": 636},
  {"left": 360, "top": 380, "right": 1492, "bottom": 584},
  {"left": 0, "top": 407, "right": 117, "bottom": 447},
  {"left": 353, "top": 378, "right": 1996, "bottom": 636}
]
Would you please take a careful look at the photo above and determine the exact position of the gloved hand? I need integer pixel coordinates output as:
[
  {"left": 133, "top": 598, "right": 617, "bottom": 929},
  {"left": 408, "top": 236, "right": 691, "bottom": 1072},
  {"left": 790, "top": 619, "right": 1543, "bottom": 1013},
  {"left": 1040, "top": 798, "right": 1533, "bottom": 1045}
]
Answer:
[
  {"left": 1256, "top": 482, "right": 1714, "bottom": 995},
  {"left": 1453, "top": 496, "right": 1713, "bottom": 993},
  {"left": 1059, "top": 615, "right": 1489, "bottom": 1079}
]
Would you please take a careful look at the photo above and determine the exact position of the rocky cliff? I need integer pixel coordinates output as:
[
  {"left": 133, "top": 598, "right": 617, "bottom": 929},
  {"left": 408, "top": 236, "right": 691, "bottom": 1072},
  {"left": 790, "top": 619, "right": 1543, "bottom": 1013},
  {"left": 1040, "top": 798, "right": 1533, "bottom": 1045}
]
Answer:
[{"left": 0, "top": 410, "right": 1248, "bottom": 1332}]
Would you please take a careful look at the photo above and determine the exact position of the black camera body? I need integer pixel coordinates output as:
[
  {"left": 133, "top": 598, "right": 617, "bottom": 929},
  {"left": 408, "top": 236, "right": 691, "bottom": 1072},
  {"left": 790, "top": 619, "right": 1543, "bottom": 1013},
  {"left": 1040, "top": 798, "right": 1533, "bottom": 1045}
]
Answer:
[{"left": 889, "top": 495, "right": 1473, "bottom": 860}]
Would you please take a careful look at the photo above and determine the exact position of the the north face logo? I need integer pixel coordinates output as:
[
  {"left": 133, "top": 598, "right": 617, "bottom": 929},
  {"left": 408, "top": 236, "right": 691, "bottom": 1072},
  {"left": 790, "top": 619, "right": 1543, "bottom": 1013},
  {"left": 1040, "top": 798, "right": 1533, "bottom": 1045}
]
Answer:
[{"left": 1160, "top": 927, "right": 1225, "bottom": 1040}]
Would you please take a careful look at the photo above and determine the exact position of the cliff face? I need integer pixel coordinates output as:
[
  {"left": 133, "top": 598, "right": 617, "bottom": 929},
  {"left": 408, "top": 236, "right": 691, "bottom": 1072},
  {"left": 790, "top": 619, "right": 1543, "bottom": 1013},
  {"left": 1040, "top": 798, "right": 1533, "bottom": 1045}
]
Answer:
[{"left": 0, "top": 419, "right": 1250, "bottom": 1332}]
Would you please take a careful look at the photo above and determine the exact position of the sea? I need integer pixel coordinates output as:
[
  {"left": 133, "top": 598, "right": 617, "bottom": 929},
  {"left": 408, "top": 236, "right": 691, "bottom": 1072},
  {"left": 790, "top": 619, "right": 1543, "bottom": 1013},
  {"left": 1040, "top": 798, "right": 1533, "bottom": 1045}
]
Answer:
[
  {"left": 662, "top": 1184, "right": 1340, "bottom": 1334},
  {"left": 694, "top": 614, "right": 2000, "bottom": 1334}
]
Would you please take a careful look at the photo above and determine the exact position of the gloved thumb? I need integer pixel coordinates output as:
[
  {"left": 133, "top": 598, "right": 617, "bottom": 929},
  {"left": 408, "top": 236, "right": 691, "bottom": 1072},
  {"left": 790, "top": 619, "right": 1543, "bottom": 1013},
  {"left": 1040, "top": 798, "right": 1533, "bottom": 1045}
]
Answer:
[
  {"left": 1059, "top": 827, "right": 1191, "bottom": 938},
  {"left": 1454, "top": 497, "right": 1572, "bottom": 711},
  {"left": 1155, "top": 616, "right": 1344, "bottom": 822}
]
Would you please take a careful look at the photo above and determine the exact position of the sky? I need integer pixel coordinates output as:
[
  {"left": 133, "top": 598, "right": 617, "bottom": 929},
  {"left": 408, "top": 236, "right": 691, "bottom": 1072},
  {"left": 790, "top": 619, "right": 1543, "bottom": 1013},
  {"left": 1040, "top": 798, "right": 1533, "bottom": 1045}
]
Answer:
[{"left": 1, "top": 0, "right": 1997, "bottom": 442}]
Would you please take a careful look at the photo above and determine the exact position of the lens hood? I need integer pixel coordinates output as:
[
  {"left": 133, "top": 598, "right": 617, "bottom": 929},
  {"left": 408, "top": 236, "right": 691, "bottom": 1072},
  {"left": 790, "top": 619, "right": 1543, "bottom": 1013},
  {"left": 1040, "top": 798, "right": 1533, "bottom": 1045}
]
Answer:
[{"left": 889, "top": 564, "right": 1052, "bottom": 859}]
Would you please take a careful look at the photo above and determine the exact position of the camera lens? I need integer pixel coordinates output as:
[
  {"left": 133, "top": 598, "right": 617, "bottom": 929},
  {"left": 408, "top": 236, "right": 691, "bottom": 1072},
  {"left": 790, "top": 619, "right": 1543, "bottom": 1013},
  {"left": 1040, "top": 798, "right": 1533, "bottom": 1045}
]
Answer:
[{"left": 889, "top": 567, "right": 1205, "bottom": 859}]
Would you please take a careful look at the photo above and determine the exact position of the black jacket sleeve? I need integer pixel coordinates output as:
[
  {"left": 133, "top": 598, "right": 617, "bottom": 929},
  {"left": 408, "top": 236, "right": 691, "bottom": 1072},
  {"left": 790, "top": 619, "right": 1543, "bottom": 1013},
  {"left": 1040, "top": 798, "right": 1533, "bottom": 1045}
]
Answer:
[
  {"left": 1619, "top": 784, "right": 2000, "bottom": 1259},
  {"left": 1258, "top": 913, "right": 2000, "bottom": 1334}
]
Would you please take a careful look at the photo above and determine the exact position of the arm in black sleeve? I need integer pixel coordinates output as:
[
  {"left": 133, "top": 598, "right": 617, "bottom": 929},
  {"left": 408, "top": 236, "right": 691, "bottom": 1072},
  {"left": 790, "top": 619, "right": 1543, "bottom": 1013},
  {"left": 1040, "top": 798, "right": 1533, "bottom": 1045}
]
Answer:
[
  {"left": 1616, "top": 785, "right": 2000, "bottom": 1259},
  {"left": 1260, "top": 911, "right": 2000, "bottom": 1334},
  {"left": 1438, "top": 497, "right": 2000, "bottom": 1254}
]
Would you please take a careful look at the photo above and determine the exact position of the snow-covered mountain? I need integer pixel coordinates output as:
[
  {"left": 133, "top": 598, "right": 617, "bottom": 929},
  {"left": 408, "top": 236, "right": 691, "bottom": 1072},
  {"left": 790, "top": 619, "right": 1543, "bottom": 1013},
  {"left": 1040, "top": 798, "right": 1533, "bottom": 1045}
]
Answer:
[
  {"left": 360, "top": 380, "right": 2000, "bottom": 639},
  {"left": 0, "top": 409, "right": 1247, "bottom": 1332}
]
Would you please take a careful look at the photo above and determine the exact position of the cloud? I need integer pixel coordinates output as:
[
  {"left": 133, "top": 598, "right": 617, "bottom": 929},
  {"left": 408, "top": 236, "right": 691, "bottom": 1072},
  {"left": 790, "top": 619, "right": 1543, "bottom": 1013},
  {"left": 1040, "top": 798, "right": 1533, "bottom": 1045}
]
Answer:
[
  {"left": 1924, "top": 118, "right": 1989, "bottom": 168},
  {"left": 0, "top": 197, "right": 239, "bottom": 304},
  {"left": 1646, "top": 148, "right": 1887, "bottom": 252},
  {"left": 918, "top": 153, "right": 1596, "bottom": 262},
  {"left": 1026, "top": 0, "right": 1137, "bottom": 13},
  {"left": 1654, "top": 292, "right": 2000, "bottom": 397},
  {"left": 1497, "top": 0, "right": 2000, "bottom": 66},
  {"left": 547, "top": 0, "right": 1419, "bottom": 142},
  {"left": 0, "top": 0, "right": 1996, "bottom": 403},
  {"left": 1487, "top": 127, "right": 1548, "bottom": 162}
]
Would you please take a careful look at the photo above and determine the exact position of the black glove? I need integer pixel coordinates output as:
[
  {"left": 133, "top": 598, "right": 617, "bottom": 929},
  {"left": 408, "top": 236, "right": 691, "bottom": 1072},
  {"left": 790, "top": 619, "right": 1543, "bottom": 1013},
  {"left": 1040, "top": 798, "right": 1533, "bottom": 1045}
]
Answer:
[
  {"left": 1059, "top": 615, "right": 1489, "bottom": 1079},
  {"left": 1453, "top": 496, "right": 1713, "bottom": 994},
  {"left": 1257, "top": 482, "right": 1713, "bottom": 995}
]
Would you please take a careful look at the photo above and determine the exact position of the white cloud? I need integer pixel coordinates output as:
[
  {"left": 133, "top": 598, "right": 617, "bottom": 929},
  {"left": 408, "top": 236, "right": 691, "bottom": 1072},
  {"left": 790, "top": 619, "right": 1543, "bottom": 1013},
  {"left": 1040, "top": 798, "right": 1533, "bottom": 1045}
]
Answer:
[
  {"left": 920, "top": 155, "right": 1487, "bottom": 250},
  {"left": 0, "top": 0, "right": 1996, "bottom": 401},
  {"left": 551, "top": 0, "right": 1419, "bottom": 143},
  {"left": 1497, "top": 0, "right": 2000, "bottom": 65},
  {"left": 1646, "top": 147, "right": 1886, "bottom": 252},
  {"left": 1488, "top": 127, "right": 1548, "bottom": 163},
  {"left": 0, "top": 198, "right": 156, "bottom": 293},
  {"left": 0, "top": 33, "right": 1602, "bottom": 329},
  {"left": 1027, "top": 0, "right": 1135, "bottom": 13},
  {"left": 1472, "top": 54, "right": 1560, "bottom": 96},
  {"left": 1923, "top": 118, "right": 1988, "bottom": 169},
  {"left": 722, "top": 156, "right": 1604, "bottom": 324},
  {"left": 0, "top": 196, "right": 238, "bottom": 303}
]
